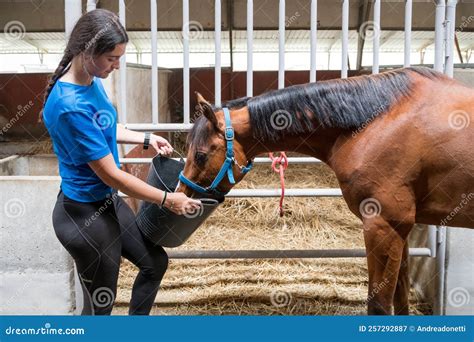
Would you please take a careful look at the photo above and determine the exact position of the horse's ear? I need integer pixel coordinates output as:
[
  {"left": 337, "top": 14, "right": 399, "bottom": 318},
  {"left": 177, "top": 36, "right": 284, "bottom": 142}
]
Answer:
[
  {"left": 196, "top": 92, "right": 211, "bottom": 106},
  {"left": 195, "top": 92, "right": 219, "bottom": 129}
]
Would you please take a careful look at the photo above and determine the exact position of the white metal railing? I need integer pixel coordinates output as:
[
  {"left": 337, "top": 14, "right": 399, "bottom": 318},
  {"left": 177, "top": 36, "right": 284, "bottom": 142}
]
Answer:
[
  {"left": 151, "top": 0, "right": 158, "bottom": 124},
  {"left": 215, "top": 0, "right": 222, "bottom": 106},
  {"left": 118, "top": 0, "right": 127, "bottom": 124},
  {"left": 183, "top": 0, "right": 190, "bottom": 124},
  {"left": 372, "top": 0, "right": 381, "bottom": 74},
  {"left": 404, "top": 0, "right": 412, "bottom": 67},
  {"left": 444, "top": 0, "right": 459, "bottom": 77},
  {"left": 119, "top": 157, "right": 322, "bottom": 164},
  {"left": 247, "top": 0, "right": 253, "bottom": 96},
  {"left": 278, "top": 0, "right": 285, "bottom": 89},
  {"left": 434, "top": 0, "right": 446, "bottom": 72},
  {"left": 310, "top": 0, "right": 317, "bottom": 82}
]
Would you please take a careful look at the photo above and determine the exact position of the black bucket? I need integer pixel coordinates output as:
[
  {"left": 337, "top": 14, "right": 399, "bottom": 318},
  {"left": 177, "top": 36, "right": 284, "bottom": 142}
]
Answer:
[{"left": 136, "top": 155, "right": 223, "bottom": 247}]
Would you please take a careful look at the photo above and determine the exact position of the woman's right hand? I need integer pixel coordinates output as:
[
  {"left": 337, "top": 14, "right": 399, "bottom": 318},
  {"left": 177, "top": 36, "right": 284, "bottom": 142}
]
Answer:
[{"left": 164, "top": 192, "right": 202, "bottom": 216}]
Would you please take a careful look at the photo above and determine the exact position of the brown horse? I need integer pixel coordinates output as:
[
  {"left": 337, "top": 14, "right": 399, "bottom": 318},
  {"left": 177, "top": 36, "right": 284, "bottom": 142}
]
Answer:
[{"left": 177, "top": 67, "right": 474, "bottom": 315}]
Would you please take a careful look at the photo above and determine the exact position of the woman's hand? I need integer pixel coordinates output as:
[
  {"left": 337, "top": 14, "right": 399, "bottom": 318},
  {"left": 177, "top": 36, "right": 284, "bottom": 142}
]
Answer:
[
  {"left": 150, "top": 134, "right": 173, "bottom": 156},
  {"left": 164, "top": 192, "right": 202, "bottom": 216}
]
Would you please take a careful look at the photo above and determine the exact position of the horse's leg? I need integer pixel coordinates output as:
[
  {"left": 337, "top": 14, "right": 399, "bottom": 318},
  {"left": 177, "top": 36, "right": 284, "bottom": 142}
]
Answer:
[
  {"left": 363, "top": 217, "right": 412, "bottom": 315},
  {"left": 393, "top": 241, "right": 410, "bottom": 315}
]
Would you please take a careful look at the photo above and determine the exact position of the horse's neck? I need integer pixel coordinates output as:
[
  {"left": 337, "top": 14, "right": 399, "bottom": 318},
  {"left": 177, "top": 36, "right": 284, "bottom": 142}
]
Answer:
[
  {"left": 232, "top": 107, "right": 347, "bottom": 164},
  {"left": 241, "top": 125, "right": 345, "bottom": 164}
]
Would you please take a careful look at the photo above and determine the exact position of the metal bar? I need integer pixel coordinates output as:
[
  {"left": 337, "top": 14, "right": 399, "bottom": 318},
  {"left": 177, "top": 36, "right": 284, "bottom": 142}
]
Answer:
[
  {"left": 228, "top": 0, "right": 234, "bottom": 84},
  {"left": 215, "top": 0, "right": 222, "bottom": 107},
  {"left": 166, "top": 248, "right": 432, "bottom": 259},
  {"left": 119, "top": 0, "right": 127, "bottom": 124},
  {"left": 151, "top": 0, "right": 159, "bottom": 124},
  {"left": 86, "top": 0, "right": 97, "bottom": 12},
  {"left": 356, "top": 0, "right": 371, "bottom": 70},
  {"left": 310, "top": 0, "right": 317, "bottom": 82},
  {"left": 64, "top": 0, "right": 82, "bottom": 39},
  {"left": 434, "top": 0, "right": 446, "bottom": 72},
  {"left": 427, "top": 225, "right": 438, "bottom": 258},
  {"left": 124, "top": 123, "right": 194, "bottom": 131},
  {"left": 183, "top": 0, "right": 190, "bottom": 124},
  {"left": 247, "top": 0, "right": 253, "bottom": 97},
  {"left": 404, "top": 0, "right": 412, "bottom": 67},
  {"left": 341, "top": 0, "right": 349, "bottom": 78},
  {"left": 372, "top": 0, "right": 381, "bottom": 74},
  {"left": 278, "top": 0, "right": 285, "bottom": 89},
  {"left": 119, "top": 157, "right": 323, "bottom": 164},
  {"left": 228, "top": 188, "right": 342, "bottom": 197},
  {"left": 361, "top": 63, "right": 474, "bottom": 70},
  {"left": 119, "top": 188, "right": 343, "bottom": 198},
  {"left": 434, "top": 226, "right": 447, "bottom": 314},
  {"left": 444, "top": 0, "right": 458, "bottom": 77}
]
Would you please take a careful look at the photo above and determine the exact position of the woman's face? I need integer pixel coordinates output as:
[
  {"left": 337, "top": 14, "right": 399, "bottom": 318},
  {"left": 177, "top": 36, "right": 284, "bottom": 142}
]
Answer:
[{"left": 85, "top": 43, "right": 127, "bottom": 78}]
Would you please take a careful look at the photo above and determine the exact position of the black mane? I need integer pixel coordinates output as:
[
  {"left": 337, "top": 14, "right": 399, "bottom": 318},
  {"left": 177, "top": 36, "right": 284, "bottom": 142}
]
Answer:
[{"left": 190, "top": 67, "right": 442, "bottom": 145}]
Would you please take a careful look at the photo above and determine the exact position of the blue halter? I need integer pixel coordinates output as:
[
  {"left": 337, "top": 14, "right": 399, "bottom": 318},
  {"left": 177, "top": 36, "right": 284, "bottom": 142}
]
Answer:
[{"left": 178, "top": 107, "right": 253, "bottom": 197}]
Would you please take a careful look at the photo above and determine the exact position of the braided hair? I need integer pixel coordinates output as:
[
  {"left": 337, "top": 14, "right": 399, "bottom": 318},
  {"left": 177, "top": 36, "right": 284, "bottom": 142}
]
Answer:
[{"left": 39, "top": 9, "right": 128, "bottom": 123}]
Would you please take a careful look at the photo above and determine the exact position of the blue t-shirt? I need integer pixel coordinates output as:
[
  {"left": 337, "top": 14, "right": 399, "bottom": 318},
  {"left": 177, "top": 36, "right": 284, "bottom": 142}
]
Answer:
[{"left": 43, "top": 77, "right": 121, "bottom": 203}]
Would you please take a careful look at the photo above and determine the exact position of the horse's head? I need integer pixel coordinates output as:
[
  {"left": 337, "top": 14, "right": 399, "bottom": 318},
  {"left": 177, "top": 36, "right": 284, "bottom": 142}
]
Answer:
[{"left": 176, "top": 93, "right": 254, "bottom": 198}]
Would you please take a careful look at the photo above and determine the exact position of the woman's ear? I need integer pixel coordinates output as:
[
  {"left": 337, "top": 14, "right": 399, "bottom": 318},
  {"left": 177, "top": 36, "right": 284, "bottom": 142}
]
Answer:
[{"left": 195, "top": 92, "right": 219, "bottom": 130}]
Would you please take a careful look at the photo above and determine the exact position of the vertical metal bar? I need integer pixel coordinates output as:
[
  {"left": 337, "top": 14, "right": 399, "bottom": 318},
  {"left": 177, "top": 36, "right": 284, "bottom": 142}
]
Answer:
[
  {"left": 434, "top": 0, "right": 446, "bottom": 72},
  {"left": 215, "top": 0, "right": 222, "bottom": 107},
  {"left": 86, "top": 0, "right": 97, "bottom": 12},
  {"left": 64, "top": 0, "right": 82, "bottom": 39},
  {"left": 372, "top": 0, "right": 381, "bottom": 74},
  {"left": 119, "top": 0, "right": 127, "bottom": 124},
  {"left": 435, "top": 226, "right": 447, "bottom": 314},
  {"left": 341, "top": 0, "right": 349, "bottom": 78},
  {"left": 278, "top": 0, "right": 285, "bottom": 89},
  {"left": 310, "top": 0, "right": 317, "bottom": 82},
  {"left": 183, "top": 0, "right": 190, "bottom": 124},
  {"left": 427, "top": 225, "right": 438, "bottom": 258},
  {"left": 404, "top": 0, "right": 412, "bottom": 67},
  {"left": 445, "top": 0, "right": 458, "bottom": 77},
  {"left": 247, "top": 0, "right": 253, "bottom": 97},
  {"left": 151, "top": 0, "right": 159, "bottom": 124}
]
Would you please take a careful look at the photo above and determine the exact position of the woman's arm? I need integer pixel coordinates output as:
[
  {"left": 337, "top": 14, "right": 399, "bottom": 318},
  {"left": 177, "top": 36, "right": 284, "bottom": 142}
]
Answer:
[
  {"left": 116, "top": 123, "right": 146, "bottom": 144},
  {"left": 88, "top": 154, "right": 201, "bottom": 215},
  {"left": 116, "top": 123, "right": 173, "bottom": 155}
]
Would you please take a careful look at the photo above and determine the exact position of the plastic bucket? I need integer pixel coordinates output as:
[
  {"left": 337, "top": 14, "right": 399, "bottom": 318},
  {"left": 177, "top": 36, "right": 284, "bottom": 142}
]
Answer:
[{"left": 136, "top": 155, "right": 223, "bottom": 247}]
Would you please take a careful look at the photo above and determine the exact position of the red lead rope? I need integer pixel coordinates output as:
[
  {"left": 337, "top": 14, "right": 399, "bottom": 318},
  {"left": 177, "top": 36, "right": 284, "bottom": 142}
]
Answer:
[{"left": 268, "top": 152, "right": 288, "bottom": 217}]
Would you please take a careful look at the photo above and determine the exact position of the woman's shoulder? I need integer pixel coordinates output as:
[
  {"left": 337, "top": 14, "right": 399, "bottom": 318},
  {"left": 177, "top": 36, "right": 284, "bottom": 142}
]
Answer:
[
  {"left": 47, "top": 77, "right": 100, "bottom": 113},
  {"left": 46, "top": 86, "right": 79, "bottom": 114}
]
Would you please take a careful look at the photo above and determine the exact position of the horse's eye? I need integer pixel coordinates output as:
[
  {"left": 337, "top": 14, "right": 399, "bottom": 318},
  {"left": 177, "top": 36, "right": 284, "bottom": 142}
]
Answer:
[{"left": 194, "top": 151, "right": 207, "bottom": 167}]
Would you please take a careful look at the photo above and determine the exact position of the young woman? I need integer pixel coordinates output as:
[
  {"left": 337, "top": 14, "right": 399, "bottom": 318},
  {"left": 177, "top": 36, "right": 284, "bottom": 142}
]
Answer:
[{"left": 41, "top": 9, "right": 201, "bottom": 315}]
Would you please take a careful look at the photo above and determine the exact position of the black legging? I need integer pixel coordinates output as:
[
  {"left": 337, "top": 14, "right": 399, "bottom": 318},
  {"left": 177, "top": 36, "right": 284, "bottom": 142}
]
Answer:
[{"left": 52, "top": 189, "right": 168, "bottom": 315}]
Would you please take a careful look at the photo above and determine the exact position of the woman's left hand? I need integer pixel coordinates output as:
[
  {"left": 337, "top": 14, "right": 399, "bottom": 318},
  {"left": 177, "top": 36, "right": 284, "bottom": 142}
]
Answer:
[{"left": 150, "top": 134, "right": 174, "bottom": 156}]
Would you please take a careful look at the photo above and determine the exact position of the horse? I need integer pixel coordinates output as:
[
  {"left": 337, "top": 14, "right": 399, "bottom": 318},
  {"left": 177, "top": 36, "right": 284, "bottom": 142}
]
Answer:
[{"left": 176, "top": 67, "right": 474, "bottom": 315}]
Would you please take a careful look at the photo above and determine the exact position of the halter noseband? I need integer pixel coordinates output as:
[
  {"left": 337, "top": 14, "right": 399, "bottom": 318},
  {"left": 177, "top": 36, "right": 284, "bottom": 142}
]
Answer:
[{"left": 178, "top": 107, "right": 253, "bottom": 197}]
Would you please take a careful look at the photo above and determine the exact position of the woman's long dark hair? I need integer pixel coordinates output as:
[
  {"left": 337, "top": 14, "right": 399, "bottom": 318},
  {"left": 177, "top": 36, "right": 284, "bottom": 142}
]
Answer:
[{"left": 39, "top": 8, "right": 128, "bottom": 122}]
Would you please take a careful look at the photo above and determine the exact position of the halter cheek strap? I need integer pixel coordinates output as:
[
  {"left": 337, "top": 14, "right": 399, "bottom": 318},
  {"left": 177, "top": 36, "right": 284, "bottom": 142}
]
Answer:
[{"left": 178, "top": 107, "right": 253, "bottom": 197}]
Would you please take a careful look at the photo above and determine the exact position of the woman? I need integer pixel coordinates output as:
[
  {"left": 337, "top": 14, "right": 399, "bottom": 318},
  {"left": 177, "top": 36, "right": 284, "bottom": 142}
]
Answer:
[{"left": 41, "top": 9, "right": 201, "bottom": 315}]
